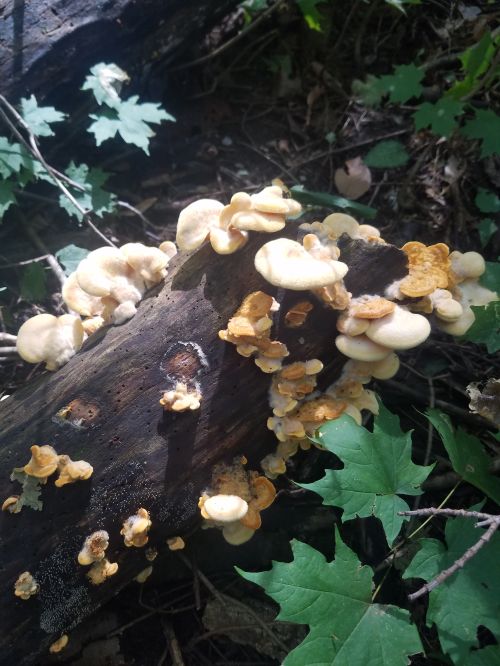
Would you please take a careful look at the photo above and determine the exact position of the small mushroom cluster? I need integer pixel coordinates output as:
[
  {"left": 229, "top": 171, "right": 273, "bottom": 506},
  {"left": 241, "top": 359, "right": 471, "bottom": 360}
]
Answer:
[
  {"left": 77, "top": 530, "right": 118, "bottom": 586},
  {"left": 3, "top": 445, "right": 93, "bottom": 513},
  {"left": 15, "top": 241, "right": 177, "bottom": 371},
  {"left": 176, "top": 185, "right": 301, "bottom": 255},
  {"left": 198, "top": 459, "right": 276, "bottom": 545},
  {"left": 219, "top": 291, "right": 289, "bottom": 373},
  {"left": 14, "top": 571, "right": 39, "bottom": 600},
  {"left": 159, "top": 381, "right": 202, "bottom": 412}
]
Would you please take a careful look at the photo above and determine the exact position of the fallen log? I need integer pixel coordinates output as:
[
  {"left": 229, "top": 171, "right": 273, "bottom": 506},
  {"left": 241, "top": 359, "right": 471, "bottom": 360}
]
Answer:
[
  {"left": 0, "top": 232, "right": 407, "bottom": 665},
  {"left": 0, "top": 0, "right": 237, "bottom": 101}
]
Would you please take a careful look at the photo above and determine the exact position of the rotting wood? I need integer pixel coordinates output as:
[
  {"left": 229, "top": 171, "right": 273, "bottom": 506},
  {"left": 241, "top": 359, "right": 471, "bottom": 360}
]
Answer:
[{"left": 0, "top": 233, "right": 407, "bottom": 665}]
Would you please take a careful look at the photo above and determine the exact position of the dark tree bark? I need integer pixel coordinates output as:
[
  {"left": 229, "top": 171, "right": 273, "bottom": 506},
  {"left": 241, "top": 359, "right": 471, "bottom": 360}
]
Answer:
[
  {"left": 0, "top": 0, "right": 237, "bottom": 101},
  {"left": 0, "top": 234, "right": 407, "bottom": 665}
]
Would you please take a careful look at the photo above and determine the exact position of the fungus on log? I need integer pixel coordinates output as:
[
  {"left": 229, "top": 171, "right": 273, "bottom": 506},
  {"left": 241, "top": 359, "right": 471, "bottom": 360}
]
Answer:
[{"left": 0, "top": 233, "right": 407, "bottom": 665}]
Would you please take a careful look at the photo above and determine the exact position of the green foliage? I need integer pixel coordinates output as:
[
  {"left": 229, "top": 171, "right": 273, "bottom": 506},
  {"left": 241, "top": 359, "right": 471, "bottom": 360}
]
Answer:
[
  {"left": 9, "top": 468, "right": 43, "bottom": 512},
  {"left": 351, "top": 75, "right": 389, "bottom": 106},
  {"left": 0, "top": 137, "right": 26, "bottom": 178},
  {"left": 0, "top": 180, "right": 16, "bottom": 216},
  {"left": 461, "top": 302, "right": 500, "bottom": 354},
  {"left": 296, "top": 0, "right": 327, "bottom": 31},
  {"left": 462, "top": 109, "right": 500, "bottom": 157},
  {"left": 475, "top": 188, "right": 500, "bottom": 213},
  {"left": 364, "top": 140, "right": 410, "bottom": 167},
  {"left": 447, "top": 31, "right": 500, "bottom": 100},
  {"left": 480, "top": 261, "right": 500, "bottom": 291},
  {"left": 426, "top": 409, "right": 500, "bottom": 503},
  {"left": 290, "top": 185, "right": 377, "bottom": 218},
  {"left": 301, "top": 405, "right": 434, "bottom": 545},
  {"left": 477, "top": 219, "right": 497, "bottom": 247},
  {"left": 468, "top": 646, "right": 500, "bottom": 666},
  {"left": 403, "top": 512, "right": 500, "bottom": 664},
  {"left": 20, "top": 263, "right": 48, "bottom": 302},
  {"left": 413, "top": 98, "right": 464, "bottom": 138},
  {"left": 58, "top": 162, "right": 116, "bottom": 222},
  {"left": 19, "top": 95, "right": 65, "bottom": 137},
  {"left": 55, "top": 245, "right": 90, "bottom": 276},
  {"left": 83, "top": 62, "right": 175, "bottom": 154},
  {"left": 238, "top": 527, "right": 423, "bottom": 666},
  {"left": 379, "top": 63, "right": 424, "bottom": 103}
]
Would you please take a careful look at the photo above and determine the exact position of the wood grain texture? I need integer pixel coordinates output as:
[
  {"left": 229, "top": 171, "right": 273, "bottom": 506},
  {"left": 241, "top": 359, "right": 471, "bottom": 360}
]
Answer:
[{"left": 0, "top": 234, "right": 407, "bottom": 664}]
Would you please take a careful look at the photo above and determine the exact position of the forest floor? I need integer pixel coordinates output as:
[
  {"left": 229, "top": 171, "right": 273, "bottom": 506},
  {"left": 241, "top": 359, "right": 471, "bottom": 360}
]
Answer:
[{"left": 0, "top": 1, "right": 499, "bottom": 664}]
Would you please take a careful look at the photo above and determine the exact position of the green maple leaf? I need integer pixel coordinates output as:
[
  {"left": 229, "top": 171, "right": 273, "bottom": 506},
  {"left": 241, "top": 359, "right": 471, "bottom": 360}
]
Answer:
[
  {"left": 296, "top": 0, "right": 327, "bottom": 31},
  {"left": 477, "top": 219, "right": 497, "bottom": 247},
  {"left": 301, "top": 404, "right": 434, "bottom": 545},
  {"left": 0, "top": 137, "right": 25, "bottom": 178},
  {"left": 0, "top": 180, "right": 17, "bottom": 219},
  {"left": 468, "top": 646, "right": 500, "bottom": 666},
  {"left": 379, "top": 63, "right": 424, "bottom": 103},
  {"left": 238, "top": 527, "right": 423, "bottom": 665},
  {"left": 19, "top": 95, "right": 65, "bottom": 137},
  {"left": 413, "top": 98, "right": 464, "bottom": 137},
  {"left": 426, "top": 409, "right": 500, "bottom": 503},
  {"left": 475, "top": 188, "right": 500, "bottom": 213},
  {"left": 10, "top": 468, "right": 43, "bottom": 512},
  {"left": 480, "top": 261, "right": 500, "bottom": 291},
  {"left": 55, "top": 245, "right": 90, "bottom": 276},
  {"left": 58, "top": 162, "right": 116, "bottom": 221},
  {"left": 403, "top": 512, "right": 500, "bottom": 664},
  {"left": 460, "top": 302, "right": 500, "bottom": 354},
  {"left": 364, "top": 140, "right": 410, "bottom": 167},
  {"left": 351, "top": 75, "right": 388, "bottom": 106},
  {"left": 88, "top": 96, "right": 174, "bottom": 154},
  {"left": 82, "top": 62, "right": 130, "bottom": 107},
  {"left": 462, "top": 109, "right": 500, "bottom": 157}
]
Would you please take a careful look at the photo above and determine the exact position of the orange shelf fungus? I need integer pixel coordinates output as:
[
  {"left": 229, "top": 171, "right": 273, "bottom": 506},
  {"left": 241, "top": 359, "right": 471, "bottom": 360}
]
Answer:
[
  {"left": 14, "top": 572, "right": 39, "bottom": 600},
  {"left": 159, "top": 382, "right": 202, "bottom": 412},
  {"left": 78, "top": 530, "right": 110, "bottom": 566},
  {"left": 2, "top": 496, "right": 21, "bottom": 514},
  {"left": 87, "top": 559, "right": 119, "bottom": 586},
  {"left": 167, "top": 536, "right": 186, "bottom": 551},
  {"left": 16, "top": 314, "right": 84, "bottom": 371},
  {"left": 23, "top": 445, "right": 59, "bottom": 482},
  {"left": 285, "top": 300, "right": 314, "bottom": 328},
  {"left": 55, "top": 455, "right": 93, "bottom": 487},
  {"left": 121, "top": 508, "right": 152, "bottom": 547},
  {"left": 398, "top": 241, "right": 451, "bottom": 298},
  {"left": 49, "top": 635, "right": 69, "bottom": 654}
]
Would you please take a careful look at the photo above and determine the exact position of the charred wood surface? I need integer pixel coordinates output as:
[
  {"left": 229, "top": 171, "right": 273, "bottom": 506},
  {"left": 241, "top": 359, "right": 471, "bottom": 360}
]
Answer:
[{"left": 0, "top": 235, "right": 406, "bottom": 665}]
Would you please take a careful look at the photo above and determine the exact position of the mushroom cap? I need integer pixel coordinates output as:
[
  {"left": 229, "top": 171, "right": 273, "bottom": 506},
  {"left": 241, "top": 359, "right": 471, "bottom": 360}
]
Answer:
[
  {"left": 176, "top": 199, "right": 224, "bottom": 251},
  {"left": 434, "top": 298, "right": 463, "bottom": 322},
  {"left": 159, "top": 240, "right": 178, "bottom": 260},
  {"left": 62, "top": 273, "right": 107, "bottom": 317},
  {"left": 365, "top": 305, "right": 431, "bottom": 350},
  {"left": 255, "top": 238, "right": 348, "bottom": 290},
  {"left": 120, "top": 242, "right": 170, "bottom": 283},
  {"left": 209, "top": 225, "right": 249, "bottom": 254},
  {"left": 24, "top": 444, "right": 59, "bottom": 478},
  {"left": 251, "top": 476, "right": 276, "bottom": 510},
  {"left": 335, "top": 334, "right": 392, "bottom": 361},
  {"left": 230, "top": 210, "right": 286, "bottom": 233},
  {"left": 450, "top": 251, "right": 485, "bottom": 280},
  {"left": 203, "top": 494, "right": 249, "bottom": 522},
  {"left": 222, "top": 522, "right": 255, "bottom": 545},
  {"left": 336, "top": 313, "right": 370, "bottom": 336},
  {"left": 322, "top": 213, "right": 360, "bottom": 239},
  {"left": 16, "top": 314, "right": 84, "bottom": 370},
  {"left": 76, "top": 247, "right": 132, "bottom": 297},
  {"left": 369, "top": 353, "right": 400, "bottom": 379},
  {"left": 250, "top": 186, "right": 294, "bottom": 214}
]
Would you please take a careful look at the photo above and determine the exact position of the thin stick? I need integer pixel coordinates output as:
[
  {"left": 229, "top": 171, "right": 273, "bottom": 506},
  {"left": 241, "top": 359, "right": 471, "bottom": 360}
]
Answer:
[
  {"left": 398, "top": 509, "right": 500, "bottom": 601},
  {"left": 0, "top": 95, "right": 115, "bottom": 248},
  {"left": 0, "top": 347, "right": 19, "bottom": 355},
  {"left": 0, "top": 333, "right": 16, "bottom": 343},
  {"left": 162, "top": 618, "right": 186, "bottom": 666}
]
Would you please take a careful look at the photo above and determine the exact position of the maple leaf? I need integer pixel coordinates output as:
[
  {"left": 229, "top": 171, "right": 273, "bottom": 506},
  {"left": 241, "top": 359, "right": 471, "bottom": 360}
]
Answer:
[
  {"left": 88, "top": 96, "right": 175, "bottom": 154},
  {"left": 480, "top": 261, "right": 500, "bottom": 291},
  {"left": 58, "top": 162, "right": 116, "bottom": 221},
  {"left": 0, "top": 137, "right": 26, "bottom": 178},
  {"left": 404, "top": 512, "right": 500, "bottom": 664},
  {"left": 364, "top": 140, "right": 410, "bottom": 167},
  {"left": 19, "top": 95, "right": 65, "bottom": 137},
  {"left": 462, "top": 108, "right": 500, "bottom": 157},
  {"left": 238, "top": 527, "right": 423, "bottom": 666},
  {"left": 379, "top": 63, "right": 424, "bottom": 103},
  {"left": 301, "top": 404, "right": 434, "bottom": 545},
  {"left": 0, "top": 180, "right": 17, "bottom": 219},
  {"left": 426, "top": 409, "right": 500, "bottom": 503},
  {"left": 461, "top": 302, "right": 500, "bottom": 354},
  {"left": 413, "top": 98, "right": 464, "bottom": 137},
  {"left": 82, "top": 62, "right": 130, "bottom": 107}
]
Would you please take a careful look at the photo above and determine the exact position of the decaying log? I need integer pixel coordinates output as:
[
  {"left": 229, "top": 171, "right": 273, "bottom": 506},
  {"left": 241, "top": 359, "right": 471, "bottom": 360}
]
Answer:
[
  {"left": 0, "top": 233, "right": 407, "bottom": 665},
  {"left": 0, "top": 0, "right": 237, "bottom": 101}
]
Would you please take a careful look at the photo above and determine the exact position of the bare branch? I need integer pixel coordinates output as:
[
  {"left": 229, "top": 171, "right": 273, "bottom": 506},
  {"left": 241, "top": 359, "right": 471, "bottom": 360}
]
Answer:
[{"left": 398, "top": 508, "right": 500, "bottom": 601}]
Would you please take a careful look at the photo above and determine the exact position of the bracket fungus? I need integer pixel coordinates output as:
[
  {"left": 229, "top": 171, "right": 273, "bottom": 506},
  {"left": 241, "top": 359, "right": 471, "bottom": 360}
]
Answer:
[
  {"left": 23, "top": 445, "right": 59, "bottom": 482},
  {"left": 167, "top": 536, "right": 185, "bottom": 551},
  {"left": 14, "top": 571, "right": 39, "bottom": 600},
  {"left": 16, "top": 314, "right": 84, "bottom": 371},
  {"left": 159, "top": 382, "right": 202, "bottom": 412},
  {"left": 87, "top": 558, "right": 119, "bottom": 585},
  {"left": 55, "top": 455, "right": 93, "bottom": 487},
  {"left": 121, "top": 508, "right": 152, "bottom": 547},
  {"left": 49, "top": 635, "right": 69, "bottom": 654},
  {"left": 78, "top": 530, "right": 110, "bottom": 566}
]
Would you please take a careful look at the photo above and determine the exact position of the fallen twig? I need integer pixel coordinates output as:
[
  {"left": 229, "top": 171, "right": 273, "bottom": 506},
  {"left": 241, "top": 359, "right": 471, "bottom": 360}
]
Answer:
[{"left": 398, "top": 508, "right": 500, "bottom": 601}]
